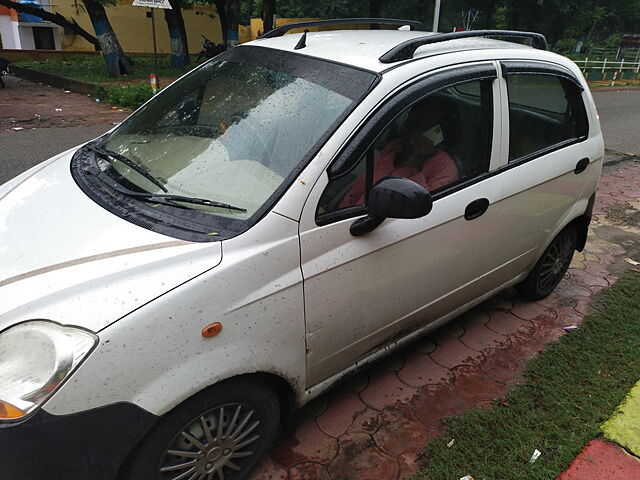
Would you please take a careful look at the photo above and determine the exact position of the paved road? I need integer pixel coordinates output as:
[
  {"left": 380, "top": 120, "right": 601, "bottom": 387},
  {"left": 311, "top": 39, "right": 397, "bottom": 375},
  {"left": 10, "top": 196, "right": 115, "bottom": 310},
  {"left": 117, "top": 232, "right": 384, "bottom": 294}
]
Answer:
[
  {"left": 0, "top": 124, "right": 112, "bottom": 184},
  {"left": 0, "top": 85, "right": 638, "bottom": 185},
  {"left": 592, "top": 89, "right": 640, "bottom": 156},
  {"left": 0, "top": 75, "right": 126, "bottom": 184}
]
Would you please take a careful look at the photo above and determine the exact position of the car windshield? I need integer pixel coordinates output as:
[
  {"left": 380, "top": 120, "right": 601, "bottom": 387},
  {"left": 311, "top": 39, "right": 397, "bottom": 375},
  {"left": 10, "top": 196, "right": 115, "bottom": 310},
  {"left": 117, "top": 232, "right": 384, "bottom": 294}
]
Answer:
[{"left": 101, "top": 47, "right": 375, "bottom": 221}]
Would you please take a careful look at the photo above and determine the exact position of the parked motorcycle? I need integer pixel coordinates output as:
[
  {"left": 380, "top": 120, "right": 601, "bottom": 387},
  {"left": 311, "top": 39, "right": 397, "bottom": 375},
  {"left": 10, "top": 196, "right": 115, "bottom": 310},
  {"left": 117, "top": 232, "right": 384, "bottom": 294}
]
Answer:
[
  {"left": 196, "top": 36, "right": 227, "bottom": 63},
  {"left": 0, "top": 58, "right": 10, "bottom": 89}
]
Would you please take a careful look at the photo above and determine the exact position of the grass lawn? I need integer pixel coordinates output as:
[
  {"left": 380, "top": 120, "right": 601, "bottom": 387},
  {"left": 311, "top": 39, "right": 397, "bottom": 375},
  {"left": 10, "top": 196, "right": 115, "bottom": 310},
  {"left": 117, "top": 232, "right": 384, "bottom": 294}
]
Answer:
[
  {"left": 15, "top": 55, "right": 198, "bottom": 84},
  {"left": 413, "top": 270, "right": 640, "bottom": 480}
]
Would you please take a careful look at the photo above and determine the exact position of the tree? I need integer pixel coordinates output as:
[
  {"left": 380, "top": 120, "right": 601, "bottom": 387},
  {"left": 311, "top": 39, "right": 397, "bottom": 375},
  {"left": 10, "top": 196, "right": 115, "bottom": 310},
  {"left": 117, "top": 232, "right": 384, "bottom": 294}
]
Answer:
[
  {"left": 227, "top": 0, "right": 240, "bottom": 45},
  {"left": 0, "top": 0, "right": 131, "bottom": 76},
  {"left": 193, "top": 0, "right": 640, "bottom": 51},
  {"left": 262, "top": 0, "right": 275, "bottom": 33},
  {"left": 0, "top": 0, "right": 99, "bottom": 49},
  {"left": 82, "top": 0, "right": 132, "bottom": 76},
  {"left": 207, "top": 0, "right": 239, "bottom": 46},
  {"left": 164, "top": 0, "right": 190, "bottom": 68},
  {"left": 214, "top": 0, "right": 228, "bottom": 44},
  {"left": 369, "top": 0, "right": 382, "bottom": 17},
  {"left": 493, "top": 0, "right": 640, "bottom": 47}
]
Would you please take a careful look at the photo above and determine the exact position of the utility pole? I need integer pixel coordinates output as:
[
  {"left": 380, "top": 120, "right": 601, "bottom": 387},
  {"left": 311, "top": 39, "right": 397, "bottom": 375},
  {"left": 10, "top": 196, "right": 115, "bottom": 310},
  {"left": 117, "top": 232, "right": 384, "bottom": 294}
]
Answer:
[
  {"left": 432, "top": 0, "right": 441, "bottom": 32},
  {"left": 150, "top": 8, "right": 159, "bottom": 89}
]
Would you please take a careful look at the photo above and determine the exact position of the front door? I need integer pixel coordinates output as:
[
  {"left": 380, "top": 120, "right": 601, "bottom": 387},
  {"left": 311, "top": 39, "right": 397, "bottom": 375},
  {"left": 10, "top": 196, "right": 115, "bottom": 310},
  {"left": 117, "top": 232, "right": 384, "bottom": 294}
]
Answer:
[{"left": 299, "top": 64, "right": 514, "bottom": 386}]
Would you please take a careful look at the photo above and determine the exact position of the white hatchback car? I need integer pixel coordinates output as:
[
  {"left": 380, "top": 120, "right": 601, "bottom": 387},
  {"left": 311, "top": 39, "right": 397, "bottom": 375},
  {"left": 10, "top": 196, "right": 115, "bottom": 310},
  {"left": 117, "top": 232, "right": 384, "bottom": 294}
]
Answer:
[{"left": 0, "top": 19, "right": 603, "bottom": 480}]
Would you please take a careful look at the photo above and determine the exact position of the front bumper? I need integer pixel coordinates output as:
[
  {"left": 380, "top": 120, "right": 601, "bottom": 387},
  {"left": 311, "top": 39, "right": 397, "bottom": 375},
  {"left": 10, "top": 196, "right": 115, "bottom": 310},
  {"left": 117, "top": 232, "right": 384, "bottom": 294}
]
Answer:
[{"left": 0, "top": 402, "right": 157, "bottom": 480}]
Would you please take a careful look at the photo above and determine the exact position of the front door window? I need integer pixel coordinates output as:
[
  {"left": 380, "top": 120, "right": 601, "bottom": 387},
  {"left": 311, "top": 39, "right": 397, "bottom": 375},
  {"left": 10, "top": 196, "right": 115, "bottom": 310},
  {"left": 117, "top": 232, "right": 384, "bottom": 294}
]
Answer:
[{"left": 318, "top": 78, "right": 494, "bottom": 219}]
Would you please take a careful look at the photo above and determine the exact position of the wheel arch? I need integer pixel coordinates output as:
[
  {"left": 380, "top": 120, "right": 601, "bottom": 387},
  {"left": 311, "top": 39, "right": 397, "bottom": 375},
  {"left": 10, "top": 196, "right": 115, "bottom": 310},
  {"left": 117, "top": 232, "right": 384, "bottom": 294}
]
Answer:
[
  {"left": 567, "top": 192, "right": 596, "bottom": 252},
  {"left": 117, "top": 371, "right": 297, "bottom": 479},
  {"left": 232, "top": 371, "right": 298, "bottom": 419},
  {"left": 567, "top": 214, "right": 590, "bottom": 252}
]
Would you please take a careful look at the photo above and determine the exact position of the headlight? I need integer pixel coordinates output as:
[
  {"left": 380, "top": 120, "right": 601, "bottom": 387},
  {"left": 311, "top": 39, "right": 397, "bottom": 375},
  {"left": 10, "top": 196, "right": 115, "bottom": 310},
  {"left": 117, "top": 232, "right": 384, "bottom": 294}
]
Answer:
[{"left": 0, "top": 321, "right": 97, "bottom": 420}]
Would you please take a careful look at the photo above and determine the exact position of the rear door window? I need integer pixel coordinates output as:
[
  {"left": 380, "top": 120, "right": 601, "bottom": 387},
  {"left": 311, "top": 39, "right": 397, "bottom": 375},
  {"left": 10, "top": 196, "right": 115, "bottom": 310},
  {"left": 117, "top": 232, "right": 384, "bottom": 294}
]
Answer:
[{"left": 506, "top": 74, "right": 588, "bottom": 161}]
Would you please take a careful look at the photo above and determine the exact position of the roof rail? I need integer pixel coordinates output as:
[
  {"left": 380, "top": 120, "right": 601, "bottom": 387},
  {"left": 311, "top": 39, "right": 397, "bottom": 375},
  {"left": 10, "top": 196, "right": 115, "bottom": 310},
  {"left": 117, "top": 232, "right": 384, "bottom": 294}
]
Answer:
[
  {"left": 258, "top": 18, "right": 426, "bottom": 39},
  {"left": 379, "top": 30, "right": 548, "bottom": 64}
]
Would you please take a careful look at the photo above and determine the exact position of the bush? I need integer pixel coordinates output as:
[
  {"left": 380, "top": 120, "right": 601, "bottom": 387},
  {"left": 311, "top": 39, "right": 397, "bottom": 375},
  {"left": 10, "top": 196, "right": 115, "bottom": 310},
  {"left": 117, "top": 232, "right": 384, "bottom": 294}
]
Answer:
[
  {"left": 603, "top": 33, "right": 622, "bottom": 49},
  {"left": 16, "top": 55, "right": 195, "bottom": 84},
  {"left": 93, "top": 83, "right": 154, "bottom": 109},
  {"left": 554, "top": 38, "right": 577, "bottom": 54}
]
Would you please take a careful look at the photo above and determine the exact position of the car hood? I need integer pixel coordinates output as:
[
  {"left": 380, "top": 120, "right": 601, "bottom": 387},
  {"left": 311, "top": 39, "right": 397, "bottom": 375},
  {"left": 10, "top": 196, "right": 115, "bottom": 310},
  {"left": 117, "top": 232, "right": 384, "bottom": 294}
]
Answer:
[{"left": 0, "top": 149, "right": 221, "bottom": 333}]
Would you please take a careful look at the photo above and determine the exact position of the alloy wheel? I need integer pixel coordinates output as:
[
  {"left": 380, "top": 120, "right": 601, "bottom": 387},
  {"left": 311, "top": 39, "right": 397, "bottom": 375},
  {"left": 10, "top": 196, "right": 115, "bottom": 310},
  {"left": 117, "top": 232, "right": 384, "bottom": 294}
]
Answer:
[
  {"left": 536, "top": 233, "right": 574, "bottom": 293},
  {"left": 158, "top": 404, "right": 261, "bottom": 480}
]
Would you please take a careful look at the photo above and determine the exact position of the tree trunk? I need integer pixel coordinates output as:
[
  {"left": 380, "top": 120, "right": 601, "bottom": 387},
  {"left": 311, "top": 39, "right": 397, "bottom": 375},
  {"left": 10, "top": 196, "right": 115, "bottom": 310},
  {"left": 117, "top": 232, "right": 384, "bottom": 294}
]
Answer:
[
  {"left": 214, "top": 0, "right": 228, "bottom": 45},
  {"left": 369, "top": 0, "right": 383, "bottom": 18},
  {"left": 0, "top": 0, "right": 99, "bottom": 49},
  {"left": 82, "top": 0, "right": 132, "bottom": 77},
  {"left": 508, "top": 1, "right": 521, "bottom": 31},
  {"left": 262, "top": 0, "right": 275, "bottom": 33},
  {"left": 227, "top": 0, "right": 240, "bottom": 46},
  {"left": 164, "top": 0, "right": 190, "bottom": 68}
]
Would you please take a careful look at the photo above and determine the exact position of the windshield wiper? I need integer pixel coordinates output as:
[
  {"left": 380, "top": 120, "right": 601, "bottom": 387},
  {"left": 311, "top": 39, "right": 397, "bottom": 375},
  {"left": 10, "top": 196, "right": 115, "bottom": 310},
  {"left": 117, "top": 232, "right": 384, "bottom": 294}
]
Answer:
[
  {"left": 86, "top": 144, "right": 168, "bottom": 193},
  {"left": 85, "top": 165, "right": 247, "bottom": 212},
  {"left": 142, "top": 194, "right": 247, "bottom": 212}
]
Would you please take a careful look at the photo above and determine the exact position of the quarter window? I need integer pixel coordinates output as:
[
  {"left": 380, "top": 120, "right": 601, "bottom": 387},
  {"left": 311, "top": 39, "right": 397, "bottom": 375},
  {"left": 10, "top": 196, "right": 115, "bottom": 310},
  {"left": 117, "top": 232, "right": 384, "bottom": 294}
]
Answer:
[
  {"left": 318, "top": 78, "right": 494, "bottom": 217},
  {"left": 507, "top": 74, "right": 588, "bottom": 161}
]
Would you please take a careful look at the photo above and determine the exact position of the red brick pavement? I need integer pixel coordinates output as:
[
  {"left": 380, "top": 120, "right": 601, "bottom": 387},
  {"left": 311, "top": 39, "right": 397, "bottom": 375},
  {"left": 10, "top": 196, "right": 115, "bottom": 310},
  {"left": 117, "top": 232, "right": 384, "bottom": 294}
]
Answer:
[{"left": 250, "top": 158, "right": 640, "bottom": 480}]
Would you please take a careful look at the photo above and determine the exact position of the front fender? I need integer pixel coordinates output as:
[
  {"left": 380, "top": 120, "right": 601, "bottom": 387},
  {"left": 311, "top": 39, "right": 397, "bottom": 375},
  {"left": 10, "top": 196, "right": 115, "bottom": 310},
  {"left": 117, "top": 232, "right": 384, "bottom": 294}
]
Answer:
[{"left": 42, "top": 212, "right": 306, "bottom": 417}]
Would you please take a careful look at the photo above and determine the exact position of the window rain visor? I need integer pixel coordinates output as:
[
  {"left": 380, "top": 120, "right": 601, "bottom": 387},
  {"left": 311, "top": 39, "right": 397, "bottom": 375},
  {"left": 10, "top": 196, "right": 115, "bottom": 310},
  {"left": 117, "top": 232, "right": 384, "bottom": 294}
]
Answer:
[{"left": 97, "top": 47, "right": 376, "bottom": 231}]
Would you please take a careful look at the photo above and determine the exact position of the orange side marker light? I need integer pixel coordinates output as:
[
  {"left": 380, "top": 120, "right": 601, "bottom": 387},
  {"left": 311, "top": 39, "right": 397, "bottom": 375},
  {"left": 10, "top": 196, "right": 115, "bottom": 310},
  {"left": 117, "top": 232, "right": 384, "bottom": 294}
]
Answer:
[
  {"left": 202, "top": 322, "right": 223, "bottom": 338},
  {"left": 0, "top": 400, "right": 25, "bottom": 420}
]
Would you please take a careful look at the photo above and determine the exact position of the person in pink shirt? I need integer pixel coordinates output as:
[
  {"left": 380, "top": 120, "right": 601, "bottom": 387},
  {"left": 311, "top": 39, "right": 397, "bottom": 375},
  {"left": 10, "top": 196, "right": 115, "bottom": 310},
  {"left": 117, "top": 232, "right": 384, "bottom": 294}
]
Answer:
[{"left": 340, "top": 98, "right": 459, "bottom": 208}]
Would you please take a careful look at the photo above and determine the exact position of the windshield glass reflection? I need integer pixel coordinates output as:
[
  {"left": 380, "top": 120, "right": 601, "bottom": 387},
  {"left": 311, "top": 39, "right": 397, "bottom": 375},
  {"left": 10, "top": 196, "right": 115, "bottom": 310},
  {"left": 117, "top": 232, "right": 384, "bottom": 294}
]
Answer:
[{"left": 105, "top": 59, "right": 352, "bottom": 219}]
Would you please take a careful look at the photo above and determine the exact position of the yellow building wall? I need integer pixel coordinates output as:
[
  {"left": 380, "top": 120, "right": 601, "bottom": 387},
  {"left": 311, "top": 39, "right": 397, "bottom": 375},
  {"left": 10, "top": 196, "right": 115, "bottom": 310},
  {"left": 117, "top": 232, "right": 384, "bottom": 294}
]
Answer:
[
  {"left": 55, "top": 0, "right": 223, "bottom": 54},
  {"left": 49, "top": 2, "right": 331, "bottom": 55}
]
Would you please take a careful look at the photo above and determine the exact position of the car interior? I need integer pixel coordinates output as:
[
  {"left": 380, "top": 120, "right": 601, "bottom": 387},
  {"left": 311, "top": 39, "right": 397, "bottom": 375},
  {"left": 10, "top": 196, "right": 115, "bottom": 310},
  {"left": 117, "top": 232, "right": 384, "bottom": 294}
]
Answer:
[{"left": 507, "top": 75, "right": 587, "bottom": 161}]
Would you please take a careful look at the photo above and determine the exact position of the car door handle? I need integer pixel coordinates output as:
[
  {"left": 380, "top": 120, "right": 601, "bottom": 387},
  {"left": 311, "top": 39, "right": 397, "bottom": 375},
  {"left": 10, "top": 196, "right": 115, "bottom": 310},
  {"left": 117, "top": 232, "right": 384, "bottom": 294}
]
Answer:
[
  {"left": 464, "top": 198, "right": 490, "bottom": 221},
  {"left": 574, "top": 157, "right": 590, "bottom": 174}
]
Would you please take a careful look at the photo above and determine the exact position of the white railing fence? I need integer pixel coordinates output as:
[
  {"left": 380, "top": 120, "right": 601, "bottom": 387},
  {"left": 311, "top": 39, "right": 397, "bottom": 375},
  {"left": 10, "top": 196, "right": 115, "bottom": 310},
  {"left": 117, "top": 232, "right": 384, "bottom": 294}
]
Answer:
[
  {"left": 574, "top": 58, "right": 640, "bottom": 84},
  {"left": 585, "top": 46, "right": 640, "bottom": 63}
]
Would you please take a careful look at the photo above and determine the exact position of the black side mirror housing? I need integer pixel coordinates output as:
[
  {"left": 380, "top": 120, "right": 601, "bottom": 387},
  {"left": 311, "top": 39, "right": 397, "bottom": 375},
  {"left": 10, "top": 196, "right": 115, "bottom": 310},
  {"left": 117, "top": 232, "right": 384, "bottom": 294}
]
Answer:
[{"left": 350, "top": 176, "right": 433, "bottom": 236}]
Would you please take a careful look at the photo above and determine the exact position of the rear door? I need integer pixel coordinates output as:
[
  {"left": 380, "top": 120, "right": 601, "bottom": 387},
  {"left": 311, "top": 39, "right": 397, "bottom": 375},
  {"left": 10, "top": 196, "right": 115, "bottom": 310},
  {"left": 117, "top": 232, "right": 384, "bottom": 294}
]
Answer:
[{"left": 494, "top": 61, "right": 595, "bottom": 267}]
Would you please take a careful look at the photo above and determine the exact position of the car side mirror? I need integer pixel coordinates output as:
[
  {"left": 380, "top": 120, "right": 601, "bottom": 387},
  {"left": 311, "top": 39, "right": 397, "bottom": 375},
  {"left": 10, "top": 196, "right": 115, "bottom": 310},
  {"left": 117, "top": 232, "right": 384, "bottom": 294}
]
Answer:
[{"left": 350, "top": 176, "right": 433, "bottom": 236}]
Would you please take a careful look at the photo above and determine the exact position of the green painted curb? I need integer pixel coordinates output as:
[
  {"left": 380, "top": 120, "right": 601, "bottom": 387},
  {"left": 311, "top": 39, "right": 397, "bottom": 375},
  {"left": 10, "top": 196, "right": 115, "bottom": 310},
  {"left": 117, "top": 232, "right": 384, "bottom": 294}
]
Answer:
[{"left": 602, "top": 380, "right": 640, "bottom": 456}]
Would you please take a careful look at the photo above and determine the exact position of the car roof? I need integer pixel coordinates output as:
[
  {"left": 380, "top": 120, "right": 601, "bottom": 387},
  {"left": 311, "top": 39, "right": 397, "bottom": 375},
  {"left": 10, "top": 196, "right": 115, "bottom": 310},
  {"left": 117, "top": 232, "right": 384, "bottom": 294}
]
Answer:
[{"left": 243, "top": 30, "right": 531, "bottom": 73}]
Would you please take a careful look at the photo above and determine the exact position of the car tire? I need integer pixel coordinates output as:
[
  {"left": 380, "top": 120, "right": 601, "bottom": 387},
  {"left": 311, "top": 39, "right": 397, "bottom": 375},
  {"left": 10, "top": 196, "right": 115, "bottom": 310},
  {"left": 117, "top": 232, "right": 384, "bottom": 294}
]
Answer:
[
  {"left": 516, "top": 227, "right": 576, "bottom": 301},
  {"left": 123, "top": 378, "right": 280, "bottom": 480}
]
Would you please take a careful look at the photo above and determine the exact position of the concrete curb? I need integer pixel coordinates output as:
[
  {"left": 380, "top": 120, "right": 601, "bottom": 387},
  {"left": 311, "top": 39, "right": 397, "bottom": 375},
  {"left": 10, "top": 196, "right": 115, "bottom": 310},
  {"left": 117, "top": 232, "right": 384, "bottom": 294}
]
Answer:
[
  {"left": 559, "top": 439, "right": 640, "bottom": 479},
  {"left": 9, "top": 66, "right": 97, "bottom": 96},
  {"left": 589, "top": 86, "right": 640, "bottom": 92},
  {"left": 603, "top": 150, "right": 639, "bottom": 167},
  {"left": 602, "top": 380, "right": 640, "bottom": 457},
  {"left": 560, "top": 379, "right": 640, "bottom": 478}
]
